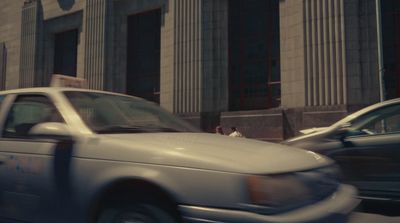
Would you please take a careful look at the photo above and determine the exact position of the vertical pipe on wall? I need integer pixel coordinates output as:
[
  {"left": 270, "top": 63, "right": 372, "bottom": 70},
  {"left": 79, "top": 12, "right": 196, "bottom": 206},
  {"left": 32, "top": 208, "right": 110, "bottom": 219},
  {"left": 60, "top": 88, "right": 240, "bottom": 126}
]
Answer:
[{"left": 375, "top": 0, "right": 385, "bottom": 101}]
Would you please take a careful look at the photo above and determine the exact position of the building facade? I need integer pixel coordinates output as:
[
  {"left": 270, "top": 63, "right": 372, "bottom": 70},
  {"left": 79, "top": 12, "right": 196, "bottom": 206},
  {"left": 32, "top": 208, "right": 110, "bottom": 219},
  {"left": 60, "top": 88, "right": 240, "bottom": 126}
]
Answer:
[{"left": 0, "top": 0, "right": 399, "bottom": 141}]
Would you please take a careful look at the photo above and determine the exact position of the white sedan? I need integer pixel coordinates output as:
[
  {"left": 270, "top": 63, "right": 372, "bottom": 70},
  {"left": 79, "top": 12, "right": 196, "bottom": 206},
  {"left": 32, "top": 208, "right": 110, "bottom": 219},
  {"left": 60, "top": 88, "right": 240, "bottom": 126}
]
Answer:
[{"left": 0, "top": 87, "right": 359, "bottom": 223}]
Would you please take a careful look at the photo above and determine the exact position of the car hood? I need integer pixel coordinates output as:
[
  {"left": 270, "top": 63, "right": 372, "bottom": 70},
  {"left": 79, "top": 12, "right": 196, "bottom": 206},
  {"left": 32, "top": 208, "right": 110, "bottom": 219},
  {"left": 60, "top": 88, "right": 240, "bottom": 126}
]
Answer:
[
  {"left": 299, "top": 127, "right": 328, "bottom": 135},
  {"left": 77, "top": 133, "right": 332, "bottom": 174},
  {"left": 284, "top": 127, "right": 331, "bottom": 144}
]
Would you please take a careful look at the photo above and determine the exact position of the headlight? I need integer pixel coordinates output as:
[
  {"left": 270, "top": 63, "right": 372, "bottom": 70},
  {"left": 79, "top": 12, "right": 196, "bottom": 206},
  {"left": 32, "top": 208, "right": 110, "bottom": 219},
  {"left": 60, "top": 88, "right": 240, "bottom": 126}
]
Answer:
[
  {"left": 244, "top": 166, "right": 340, "bottom": 215},
  {"left": 247, "top": 174, "right": 312, "bottom": 207}
]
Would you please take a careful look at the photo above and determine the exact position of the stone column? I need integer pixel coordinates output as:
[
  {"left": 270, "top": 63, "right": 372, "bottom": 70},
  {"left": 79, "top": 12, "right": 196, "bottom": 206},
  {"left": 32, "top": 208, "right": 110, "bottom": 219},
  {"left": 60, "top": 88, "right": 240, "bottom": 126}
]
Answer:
[
  {"left": 160, "top": 0, "right": 203, "bottom": 113},
  {"left": 304, "top": 0, "right": 347, "bottom": 106},
  {"left": 280, "top": 0, "right": 347, "bottom": 107},
  {"left": 161, "top": 0, "right": 228, "bottom": 114},
  {"left": 19, "top": 0, "right": 43, "bottom": 88},
  {"left": 84, "top": 0, "right": 113, "bottom": 90},
  {"left": 171, "top": 0, "right": 203, "bottom": 113},
  {"left": 280, "top": 0, "right": 379, "bottom": 108}
]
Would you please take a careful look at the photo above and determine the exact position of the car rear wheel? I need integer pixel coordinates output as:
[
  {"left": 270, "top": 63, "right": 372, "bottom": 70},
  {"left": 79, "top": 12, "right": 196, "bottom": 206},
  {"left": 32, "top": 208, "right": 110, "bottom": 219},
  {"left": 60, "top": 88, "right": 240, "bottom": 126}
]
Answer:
[{"left": 96, "top": 202, "right": 178, "bottom": 223}]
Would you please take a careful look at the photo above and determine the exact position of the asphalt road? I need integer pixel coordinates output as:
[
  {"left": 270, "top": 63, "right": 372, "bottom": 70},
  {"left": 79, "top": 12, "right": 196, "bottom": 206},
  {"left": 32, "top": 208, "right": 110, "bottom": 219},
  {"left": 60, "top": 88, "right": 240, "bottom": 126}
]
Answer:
[{"left": 350, "top": 212, "right": 400, "bottom": 223}]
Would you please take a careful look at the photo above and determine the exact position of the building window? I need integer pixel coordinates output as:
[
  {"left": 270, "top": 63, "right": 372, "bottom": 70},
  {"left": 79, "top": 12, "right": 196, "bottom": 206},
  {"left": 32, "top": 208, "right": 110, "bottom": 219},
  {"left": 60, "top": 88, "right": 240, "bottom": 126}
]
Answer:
[
  {"left": 53, "top": 29, "right": 78, "bottom": 76},
  {"left": 126, "top": 9, "right": 161, "bottom": 104},
  {"left": 382, "top": 0, "right": 400, "bottom": 99},
  {"left": 228, "top": 0, "right": 280, "bottom": 111}
]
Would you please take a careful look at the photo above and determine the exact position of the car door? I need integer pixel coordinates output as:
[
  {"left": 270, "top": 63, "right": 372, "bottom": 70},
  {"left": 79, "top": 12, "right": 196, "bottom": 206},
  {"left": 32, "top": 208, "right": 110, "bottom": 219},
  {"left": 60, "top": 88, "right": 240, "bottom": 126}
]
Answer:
[
  {"left": 325, "top": 103, "right": 400, "bottom": 201},
  {"left": 0, "top": 94, "right": 70, "bottom": 222}
]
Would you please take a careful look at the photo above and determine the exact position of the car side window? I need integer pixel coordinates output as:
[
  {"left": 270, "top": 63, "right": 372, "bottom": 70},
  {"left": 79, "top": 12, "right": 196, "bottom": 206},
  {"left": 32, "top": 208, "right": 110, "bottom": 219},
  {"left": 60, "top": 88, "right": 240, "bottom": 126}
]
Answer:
[
  {"left": 349, "top": 104, "right": 400, "bottom": 136},
  {"left": 2, "top": 95, "right": 64, "bottom": 138}
]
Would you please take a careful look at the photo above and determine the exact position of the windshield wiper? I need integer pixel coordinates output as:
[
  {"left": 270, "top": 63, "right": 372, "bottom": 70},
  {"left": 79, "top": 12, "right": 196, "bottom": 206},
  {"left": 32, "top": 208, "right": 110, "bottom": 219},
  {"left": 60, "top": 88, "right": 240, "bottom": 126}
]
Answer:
[
  {"left": 94, "top": 125, "right": 148, "bottom": 134},
  {"left": 94, "top": 124, "right": 180, "bottom": 134}
]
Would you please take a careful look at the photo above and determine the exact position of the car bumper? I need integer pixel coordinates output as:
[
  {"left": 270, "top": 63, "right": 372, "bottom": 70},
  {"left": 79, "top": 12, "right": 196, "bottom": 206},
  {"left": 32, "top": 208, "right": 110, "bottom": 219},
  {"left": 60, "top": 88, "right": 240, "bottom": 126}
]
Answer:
[{"left": 180, "top": 184, "right": 360, "bottom": 223}]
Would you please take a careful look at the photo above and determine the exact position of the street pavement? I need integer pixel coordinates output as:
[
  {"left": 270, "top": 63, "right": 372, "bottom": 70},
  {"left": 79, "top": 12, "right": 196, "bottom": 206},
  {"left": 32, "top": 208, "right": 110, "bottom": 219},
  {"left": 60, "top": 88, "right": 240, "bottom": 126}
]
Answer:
[{"left": 349, "top": 212, "right": 400, "bottom": 223}]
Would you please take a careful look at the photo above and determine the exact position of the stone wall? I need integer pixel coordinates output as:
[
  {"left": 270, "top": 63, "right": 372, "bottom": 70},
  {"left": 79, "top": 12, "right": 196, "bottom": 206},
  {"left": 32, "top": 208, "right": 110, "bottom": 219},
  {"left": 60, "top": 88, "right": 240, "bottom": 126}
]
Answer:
[
  {"left": 344, "top": 0, "right": 380, "bottom": 105},
  {"left": 280, "top": 0, "right": 306, "bottom": 107},
  {"left": 0, "top": 0, "right": 24, "bottom": 89},
  {"left": 220, "top": 109, "right": 283, "bottom": 141}
]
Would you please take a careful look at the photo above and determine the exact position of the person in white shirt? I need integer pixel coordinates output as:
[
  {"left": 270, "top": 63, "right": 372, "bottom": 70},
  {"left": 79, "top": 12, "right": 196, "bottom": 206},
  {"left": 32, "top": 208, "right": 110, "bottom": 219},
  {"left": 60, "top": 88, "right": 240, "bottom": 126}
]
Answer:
[{"left": 229, "top": 127, "right": 244, "bottom": 137}]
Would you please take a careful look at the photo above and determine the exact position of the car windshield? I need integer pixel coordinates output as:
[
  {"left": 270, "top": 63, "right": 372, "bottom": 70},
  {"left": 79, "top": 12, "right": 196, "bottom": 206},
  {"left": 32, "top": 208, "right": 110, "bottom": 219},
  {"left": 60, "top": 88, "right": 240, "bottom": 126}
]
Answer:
[
  {"left": 63, "top": 91, "right": 200, "bottom": 134},
  {"left": 329, "top": 101, "right": 400, "bottom": 130}
]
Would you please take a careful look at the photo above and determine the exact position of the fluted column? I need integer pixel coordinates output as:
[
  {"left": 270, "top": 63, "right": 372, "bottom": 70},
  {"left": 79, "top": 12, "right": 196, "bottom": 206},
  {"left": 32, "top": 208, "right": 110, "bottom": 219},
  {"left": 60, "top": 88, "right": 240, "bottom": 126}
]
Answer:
[
  {"left": 84, "top": 0, "right": 113, "bottom": 90},
  {"left": 161, "top": 0, "right": 227, "bottom": 113},
  {"left": 304, "top": 0, "right": 347, "bottom": 106},
  {"left": 281, "top": 0, "right": 379, "bottom": 108},
  {"left": 19, "top": 0, "right": 42, "bottom": 88},
  {"left": 172, "top": 0, "right": 202, "bottom": 113}
]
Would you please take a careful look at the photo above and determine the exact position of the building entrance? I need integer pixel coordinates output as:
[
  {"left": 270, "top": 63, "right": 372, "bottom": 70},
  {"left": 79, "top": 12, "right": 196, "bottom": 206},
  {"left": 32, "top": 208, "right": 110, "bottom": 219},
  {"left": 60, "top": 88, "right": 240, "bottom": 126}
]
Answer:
[
  {"left": 126, "top": 9, "right": 161, "bottom": 103},
  {"left": 228, "top": 0, "right": 280, "bottom": 111},
  {"left": 53, "top": 29, "right": 78, "bottom": 76}
]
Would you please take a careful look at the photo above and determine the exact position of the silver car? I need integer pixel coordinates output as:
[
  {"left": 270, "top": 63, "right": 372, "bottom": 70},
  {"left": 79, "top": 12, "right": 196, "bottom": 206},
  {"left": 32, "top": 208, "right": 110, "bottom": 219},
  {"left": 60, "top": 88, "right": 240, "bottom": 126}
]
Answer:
[{"left": 0, "top": 88, "right": 359, "bottom": 223}]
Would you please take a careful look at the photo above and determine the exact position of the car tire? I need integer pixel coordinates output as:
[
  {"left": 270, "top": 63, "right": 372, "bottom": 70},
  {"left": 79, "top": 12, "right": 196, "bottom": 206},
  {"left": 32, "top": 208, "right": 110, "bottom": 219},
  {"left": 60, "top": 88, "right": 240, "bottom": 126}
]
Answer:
[{"left": 96, "top": 201, "right": 178, "bottom": 223}]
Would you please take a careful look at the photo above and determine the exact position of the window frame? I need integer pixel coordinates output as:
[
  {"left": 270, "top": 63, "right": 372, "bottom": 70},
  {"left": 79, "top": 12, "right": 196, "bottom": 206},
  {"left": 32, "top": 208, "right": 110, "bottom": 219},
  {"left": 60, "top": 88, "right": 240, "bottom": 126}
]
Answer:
[
  {"left": 0, "top": 93, "right": 65, "bottom": 139},
  {"left": 346, "top": 103, "right": 400, "bottom": 138}
]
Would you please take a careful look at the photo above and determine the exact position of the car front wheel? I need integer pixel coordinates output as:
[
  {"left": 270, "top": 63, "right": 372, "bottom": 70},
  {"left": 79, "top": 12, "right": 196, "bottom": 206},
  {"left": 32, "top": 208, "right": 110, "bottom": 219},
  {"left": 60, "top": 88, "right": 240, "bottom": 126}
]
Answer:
[{"left": 96, "top": 202, "right": 178, "bottom": 223}]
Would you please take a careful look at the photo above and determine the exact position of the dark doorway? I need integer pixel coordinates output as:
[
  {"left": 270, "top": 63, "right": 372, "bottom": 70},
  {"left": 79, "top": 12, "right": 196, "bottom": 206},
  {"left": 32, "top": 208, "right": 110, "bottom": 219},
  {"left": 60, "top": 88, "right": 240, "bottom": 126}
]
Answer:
[
  {"left": 382, "top": 1, "right": 400, "bottom": 99},
  {"left": 228, "top": 0, "right": 280, "bottom": 111},
  {"left": 53, "top": 29, "right": 78, "bottom": 76},
  {"left": 127, "top": 9, "right": 161, "bottom": 103}
]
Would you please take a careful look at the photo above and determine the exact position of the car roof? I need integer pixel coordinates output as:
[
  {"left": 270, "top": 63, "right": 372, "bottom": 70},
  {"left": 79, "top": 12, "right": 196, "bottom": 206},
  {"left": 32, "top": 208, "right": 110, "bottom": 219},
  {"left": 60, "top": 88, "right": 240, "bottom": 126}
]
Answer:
[
  {"left": 0, "top": 87, "right": 140, "bottom": 99},
  {"left": 368, "top": 97, "right": 400, "bottom": 107},
  {"left": 336, "top": 97, "right": 400, "bottom": 123},
  {"left": 285, "top": 97, "right": 400, "bottom": 142}
]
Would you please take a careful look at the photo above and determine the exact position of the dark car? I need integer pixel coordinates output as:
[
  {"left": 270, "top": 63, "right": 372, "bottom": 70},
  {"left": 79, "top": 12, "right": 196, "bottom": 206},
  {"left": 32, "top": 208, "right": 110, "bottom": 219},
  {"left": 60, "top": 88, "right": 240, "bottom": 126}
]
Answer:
[{"left": 283, "top": 98, "right": 400, "bottom": 215}]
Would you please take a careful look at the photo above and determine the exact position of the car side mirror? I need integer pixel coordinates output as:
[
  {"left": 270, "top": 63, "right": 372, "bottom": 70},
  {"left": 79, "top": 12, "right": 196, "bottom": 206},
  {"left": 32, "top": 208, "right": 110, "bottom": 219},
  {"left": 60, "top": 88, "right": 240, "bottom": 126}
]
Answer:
[
  {"left": 335, "top": 127, "right": 350, "bottom": 142},
  {"left": 333, "top": 122, "right": 352, "bottom": 142},
  {"left": 28, "top": 122, "right": 73, "bottom": 141}
]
